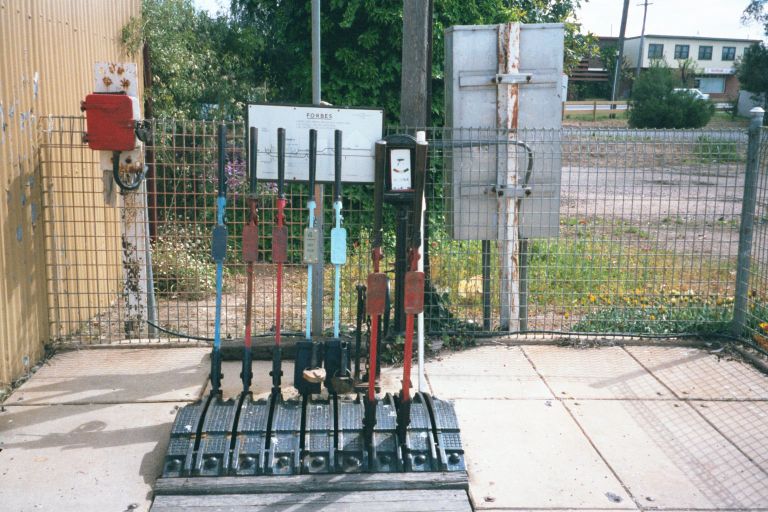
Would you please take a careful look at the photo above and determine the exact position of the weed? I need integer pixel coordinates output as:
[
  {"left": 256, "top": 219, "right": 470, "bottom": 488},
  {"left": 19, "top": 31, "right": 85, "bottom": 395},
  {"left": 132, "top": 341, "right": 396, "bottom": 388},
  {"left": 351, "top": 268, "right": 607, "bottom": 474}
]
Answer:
[
  {"left": 572, "top": 302, "right": 732, "bottom": 335},
  {"left": 152, "top": 224, "right": 230, "bottom": 300},
  {"left": 689, "top": 135, "right": 744, "bottom": 164}
]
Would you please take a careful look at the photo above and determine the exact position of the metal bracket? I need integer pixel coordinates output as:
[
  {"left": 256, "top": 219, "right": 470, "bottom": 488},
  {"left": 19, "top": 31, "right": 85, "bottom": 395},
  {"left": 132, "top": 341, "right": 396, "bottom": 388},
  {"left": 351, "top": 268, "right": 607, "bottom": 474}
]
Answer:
[
  {"left": 495, "top": 72, "right": 532, "bottom": 84},
  {"left": 490, "top": 184, "right": 532, "bottom": 198},
  {"left": 459, "top": 71, "right": 560, "bottom": 88}
]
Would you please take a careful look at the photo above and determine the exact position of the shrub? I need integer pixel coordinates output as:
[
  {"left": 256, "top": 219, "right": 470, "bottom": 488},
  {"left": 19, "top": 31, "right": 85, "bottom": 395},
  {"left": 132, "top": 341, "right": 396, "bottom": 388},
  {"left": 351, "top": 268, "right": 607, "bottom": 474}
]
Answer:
[
  {"left": 629, "top": 65, "right": 714, "bottom": 128},
  {"left": 151, "top": 224, "right": 228, "bottom": 300}
]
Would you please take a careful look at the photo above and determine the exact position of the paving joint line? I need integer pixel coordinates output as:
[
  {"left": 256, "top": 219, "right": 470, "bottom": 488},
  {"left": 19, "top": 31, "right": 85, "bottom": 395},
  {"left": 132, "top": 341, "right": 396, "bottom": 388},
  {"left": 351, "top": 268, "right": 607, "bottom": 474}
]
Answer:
[
  {"left": 518, "top": 346, "right": 645, "bottom": 512},
  {"left": 621, "top": 346, "right": 768, "bottom": 479}
]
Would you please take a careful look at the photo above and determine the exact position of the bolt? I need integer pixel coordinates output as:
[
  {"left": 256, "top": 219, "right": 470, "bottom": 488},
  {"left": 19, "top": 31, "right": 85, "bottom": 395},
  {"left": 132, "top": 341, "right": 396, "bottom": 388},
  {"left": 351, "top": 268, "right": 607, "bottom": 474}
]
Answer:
[
  {"left": 414, "top": 454, "right": 426, "bottom": 465},
  {"left": 448, "top": 453, "right": 461, "bottom": 464},
  {"left": 311, "top": 456, "right": 325, "bottom": 469},
  {"left": 169, "top": 458, "right": 181, "bottom": 469},
  {"left": 204, "top": 456, "right": 218, "bottom": 469},
  {"left": 380, "top": 455, "right": 391, "bottom": 464},
  {"left": 346, "top": 456, "right": 361, "bottom": 467},
  {"left": 278, "top": 456, "right": 289, "bottom": 467},
  {"left": 242, "top": 456, "right": 255, "bottom": 468}
]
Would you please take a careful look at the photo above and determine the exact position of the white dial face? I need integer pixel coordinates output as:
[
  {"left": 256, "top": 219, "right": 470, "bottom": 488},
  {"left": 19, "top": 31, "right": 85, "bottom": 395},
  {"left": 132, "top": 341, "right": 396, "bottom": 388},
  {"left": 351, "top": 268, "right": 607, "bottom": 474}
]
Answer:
[{"left": 390, "top": 149, "right": 412, "bottom": 191}]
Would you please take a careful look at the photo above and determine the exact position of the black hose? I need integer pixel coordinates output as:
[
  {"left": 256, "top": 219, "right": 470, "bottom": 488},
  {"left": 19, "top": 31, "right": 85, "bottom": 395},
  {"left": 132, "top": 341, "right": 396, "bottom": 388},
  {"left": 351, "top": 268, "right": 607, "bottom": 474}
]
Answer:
[{"left": 145, "top": 318, "right": 303, "bottom": 342}]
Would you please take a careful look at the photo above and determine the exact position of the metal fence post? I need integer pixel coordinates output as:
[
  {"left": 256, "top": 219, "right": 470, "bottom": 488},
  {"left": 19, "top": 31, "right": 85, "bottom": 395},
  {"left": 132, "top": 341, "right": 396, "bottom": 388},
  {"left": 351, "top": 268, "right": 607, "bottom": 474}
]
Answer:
[{"left": 732, "top": 107, "right": 764, "bottom": 338}]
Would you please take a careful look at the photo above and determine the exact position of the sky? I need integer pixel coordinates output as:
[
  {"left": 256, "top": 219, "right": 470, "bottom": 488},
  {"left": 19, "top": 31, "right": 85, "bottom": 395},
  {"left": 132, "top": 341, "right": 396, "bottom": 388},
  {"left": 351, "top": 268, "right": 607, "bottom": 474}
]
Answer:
[
  {"left": 194, "top": 0, "right": 226, "bottom": 15},
  {"left": 194, "top": 0, "right": 766, "bottom": 41},
  {"left": 577, "top": 0, "right": 765, "bottom": 40}
]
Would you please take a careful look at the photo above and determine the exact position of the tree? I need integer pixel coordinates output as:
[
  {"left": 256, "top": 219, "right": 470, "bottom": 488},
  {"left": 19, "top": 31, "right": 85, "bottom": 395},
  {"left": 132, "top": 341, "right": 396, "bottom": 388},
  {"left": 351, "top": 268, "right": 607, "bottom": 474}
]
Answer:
[
  {"left": 122, "top": 0, "right": 267, "bottom": 119},
  {"left": 736, "top": 42, "right": 768, "bottom": 113},
  {"left": 629, "top": 63, "right": 714, "bottom": 128},
  {"left": 232, "top": 0, "right": 597, "bottom": 124},
  {"left": 743, "top": 0, "right": 768, "bottom": 29},
  {"left": 677, "top": 57, "right": 701, "bottom": 88}
]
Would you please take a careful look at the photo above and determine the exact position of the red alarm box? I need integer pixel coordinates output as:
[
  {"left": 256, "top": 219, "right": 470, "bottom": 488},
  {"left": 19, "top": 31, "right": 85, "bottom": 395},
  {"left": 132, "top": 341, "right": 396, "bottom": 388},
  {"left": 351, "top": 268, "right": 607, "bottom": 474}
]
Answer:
[{"left": 81, "top": 94, "right": 139, "bottom": 151}]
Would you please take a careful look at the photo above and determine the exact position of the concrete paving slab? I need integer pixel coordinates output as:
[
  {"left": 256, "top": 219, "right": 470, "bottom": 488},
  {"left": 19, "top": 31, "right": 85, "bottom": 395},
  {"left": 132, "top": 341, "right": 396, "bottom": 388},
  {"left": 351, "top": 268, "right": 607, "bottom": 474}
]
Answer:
[
  {"left": 695, "top": 401, "right": 768, "bottom": 473},
  {"left": 567, "top": 399, "right": 768, "bottom": 509},
  {"left": 10, "top": 348, "right": 210, "bottom": 404},
  {"left": 454, "top": 399, "right": 634, "bottom": 510},
  {"left": 626, "top": 346, "right": 768, "bottom": 400},
  {"left": 523, "top": 346, "right": 670, "bottom": 399},
  {"left": 427, "top": 346, "right": 552, "bottom": 399},
  {"left": 0, "top": 402, "right": 181, "bottom": 512}
]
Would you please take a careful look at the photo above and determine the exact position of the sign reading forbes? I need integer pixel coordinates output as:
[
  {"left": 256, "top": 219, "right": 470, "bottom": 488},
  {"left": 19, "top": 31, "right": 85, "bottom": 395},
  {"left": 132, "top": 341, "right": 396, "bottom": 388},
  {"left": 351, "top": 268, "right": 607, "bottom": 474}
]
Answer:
[{"left": 248, "top": 104, "right": 384, "bottom": 183}]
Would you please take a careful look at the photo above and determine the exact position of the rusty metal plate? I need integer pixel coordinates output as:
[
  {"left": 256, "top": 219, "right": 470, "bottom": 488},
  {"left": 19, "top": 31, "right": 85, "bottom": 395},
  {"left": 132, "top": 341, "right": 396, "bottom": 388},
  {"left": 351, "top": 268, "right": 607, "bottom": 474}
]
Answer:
[
  {"left": 404, "top": 271, "right": 425, "bottom": 314},
  {"left": 366, "top": 273, "right": 388, "bottom": 315},
  {"left": 242, "top": 224, "right": 259, "bottom": 262},
  {"left": 272, "top": 226, "right": 288, "bottom": 263}
]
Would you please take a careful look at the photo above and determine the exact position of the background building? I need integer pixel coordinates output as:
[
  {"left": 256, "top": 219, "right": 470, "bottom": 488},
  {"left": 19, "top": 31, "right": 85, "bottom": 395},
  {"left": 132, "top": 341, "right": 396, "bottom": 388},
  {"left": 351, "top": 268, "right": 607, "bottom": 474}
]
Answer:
[{"left": 623, "top": 35, "right": 760, "bottom": 99}]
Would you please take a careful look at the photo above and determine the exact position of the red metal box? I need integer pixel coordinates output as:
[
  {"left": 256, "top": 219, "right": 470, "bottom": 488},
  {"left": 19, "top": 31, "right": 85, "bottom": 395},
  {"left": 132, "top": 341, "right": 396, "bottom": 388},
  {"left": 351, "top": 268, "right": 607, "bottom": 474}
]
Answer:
[{"left": 81, "top": 94, "right": 137, "bottom": 151}]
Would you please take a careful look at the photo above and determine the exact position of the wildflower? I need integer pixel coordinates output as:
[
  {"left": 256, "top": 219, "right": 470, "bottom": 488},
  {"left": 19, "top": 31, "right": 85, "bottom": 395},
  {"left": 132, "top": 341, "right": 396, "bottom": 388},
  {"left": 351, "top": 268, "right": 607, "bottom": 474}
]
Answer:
[
  {"left": 649, "top": 314, "right": 656, "bottom": 320},
  {"left": 589, "top": 294, "right": 596, "bottom": 303},
  {"left": 759, "top": 322, "right": 768, "bottom": 332}
]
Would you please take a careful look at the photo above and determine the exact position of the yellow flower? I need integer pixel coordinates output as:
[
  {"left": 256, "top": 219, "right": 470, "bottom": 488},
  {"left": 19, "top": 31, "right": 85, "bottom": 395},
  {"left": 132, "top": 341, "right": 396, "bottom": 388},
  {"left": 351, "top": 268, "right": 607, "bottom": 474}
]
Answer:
[
  {"left": 589, "top": 294, "right": 597, "bottom": 303},
  {"left": 649, "top": 314, "right": 656, "bottom": 320},
  {"left": 759, "top": 322, "right": 768, "bottom": 332}
]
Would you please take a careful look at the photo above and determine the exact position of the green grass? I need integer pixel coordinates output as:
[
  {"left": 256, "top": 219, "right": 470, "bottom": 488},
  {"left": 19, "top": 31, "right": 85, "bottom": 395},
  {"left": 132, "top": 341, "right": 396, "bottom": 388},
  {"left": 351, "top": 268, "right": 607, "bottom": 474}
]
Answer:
[
  {"left": 688, "top": 135, "right": 744, "bottom": 164},
  {"left": 339, "top": 219, "right": 738, "bottom": 337},
  {"left": 572, "top": 303, "right": 732, "bottom": 335}
]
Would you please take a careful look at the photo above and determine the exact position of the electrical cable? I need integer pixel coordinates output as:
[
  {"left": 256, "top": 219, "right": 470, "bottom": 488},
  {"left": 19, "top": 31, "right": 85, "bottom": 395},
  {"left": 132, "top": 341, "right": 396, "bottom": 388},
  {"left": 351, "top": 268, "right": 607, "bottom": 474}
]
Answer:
[{"left": 111, "top": 150, "right": 145, "bottom": 192}]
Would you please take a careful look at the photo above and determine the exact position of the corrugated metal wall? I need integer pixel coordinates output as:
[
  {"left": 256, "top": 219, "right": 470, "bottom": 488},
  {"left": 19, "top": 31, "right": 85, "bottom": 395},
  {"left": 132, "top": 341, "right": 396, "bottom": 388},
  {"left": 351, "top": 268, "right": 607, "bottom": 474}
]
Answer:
[{"left": 0, "top": 0, "right": 142, "bottom": 386}]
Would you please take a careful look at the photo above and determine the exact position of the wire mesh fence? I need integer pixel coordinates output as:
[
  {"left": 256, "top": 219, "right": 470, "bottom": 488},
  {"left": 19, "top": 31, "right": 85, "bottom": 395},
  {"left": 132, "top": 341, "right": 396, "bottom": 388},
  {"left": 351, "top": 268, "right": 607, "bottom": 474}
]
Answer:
[
  {"left": 40, "top": 117, "right": 757, "bottom": 345},
  {"left": 744, "top": 128, "right": 768, "bottom": 353}
]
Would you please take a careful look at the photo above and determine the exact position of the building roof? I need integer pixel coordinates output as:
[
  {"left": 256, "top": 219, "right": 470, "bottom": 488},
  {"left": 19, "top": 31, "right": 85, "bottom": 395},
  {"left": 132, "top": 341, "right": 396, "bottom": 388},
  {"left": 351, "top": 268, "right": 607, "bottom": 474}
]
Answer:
[{"left": 621, "top": 34, "right": 760, "bottom": 44}]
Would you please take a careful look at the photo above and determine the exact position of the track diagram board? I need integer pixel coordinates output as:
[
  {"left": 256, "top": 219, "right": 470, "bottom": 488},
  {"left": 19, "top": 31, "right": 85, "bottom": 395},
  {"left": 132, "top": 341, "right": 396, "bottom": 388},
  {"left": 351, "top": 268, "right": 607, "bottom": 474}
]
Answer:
[{"left": 248, "top": 104, "right": 384, "bottom": 183}]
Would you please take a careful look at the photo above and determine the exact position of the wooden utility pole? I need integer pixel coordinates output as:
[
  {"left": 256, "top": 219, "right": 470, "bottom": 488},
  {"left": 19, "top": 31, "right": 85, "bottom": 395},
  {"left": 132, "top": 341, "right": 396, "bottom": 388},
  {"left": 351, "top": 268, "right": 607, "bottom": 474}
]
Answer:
[
  {"left": 635, "top": 0, "right": 652, "bottom": 78},
  {"left": 400, "top": 0, "right": 431, "bottom": 127},
  {"left": 611, "top": 0, "right": 631, "bottom": 102}
]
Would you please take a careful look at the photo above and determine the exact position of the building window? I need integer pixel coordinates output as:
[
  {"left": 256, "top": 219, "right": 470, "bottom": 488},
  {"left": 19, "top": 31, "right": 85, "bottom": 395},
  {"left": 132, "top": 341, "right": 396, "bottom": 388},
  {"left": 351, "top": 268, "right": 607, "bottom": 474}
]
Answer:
[
  {"left": 722, "top": 46, "right": 736, "bottom": 61},
  {"left": 674, "top": 44, "right": 689, "bottom": 59},
  {"left": 648, "top": 44, "right": 664, "bottom": 59},
  {"left": 697, "top": 76, "right": 726, "bottom": 94},
  {"left": 698, "top": 45, "right": 713, "bottom": 60}
]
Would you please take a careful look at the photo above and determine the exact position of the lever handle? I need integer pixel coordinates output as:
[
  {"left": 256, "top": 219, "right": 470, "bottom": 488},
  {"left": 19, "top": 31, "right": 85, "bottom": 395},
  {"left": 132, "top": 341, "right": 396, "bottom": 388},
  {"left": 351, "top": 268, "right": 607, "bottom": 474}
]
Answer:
[
  {"left": 308, "top": 129, "right": 317, "bottom": 199},
  {"left": 217, "top": 124, "right": 227, "bottom": 198},
  {"left": 248, "top": 127, "right": 258, "bottom": 194},
  {"left": 372, "top": 140, "right": 387, "bottom": 249},
  {"left": 334, "top": 130, "right": 342, "bottom": 202},
  {"left": 277, "top": 128, "right": 286, "bottom": 198}
]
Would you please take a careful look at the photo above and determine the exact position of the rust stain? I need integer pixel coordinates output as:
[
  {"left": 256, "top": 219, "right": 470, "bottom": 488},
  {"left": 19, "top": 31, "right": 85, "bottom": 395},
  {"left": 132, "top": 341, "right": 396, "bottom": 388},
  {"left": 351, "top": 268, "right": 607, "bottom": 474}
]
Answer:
[
  {"left": 120, "top": 78, "right": 130, "bottom": 90},
  {"left": 102, "top": 76, "right": 113, "bottom": 87},
  {"left": 117, "top": 65, "right": 125, "bottom": 75},
  {"left": 510, "top": 24, "right": 520, "bottom": 131}
]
